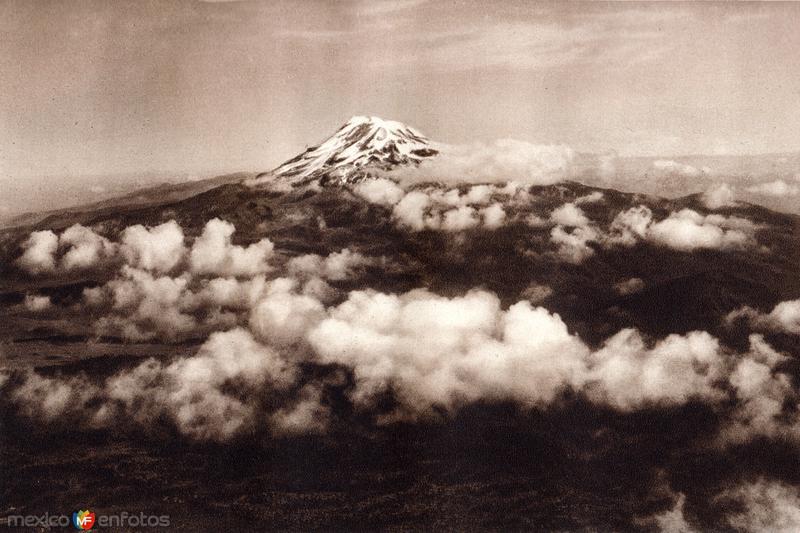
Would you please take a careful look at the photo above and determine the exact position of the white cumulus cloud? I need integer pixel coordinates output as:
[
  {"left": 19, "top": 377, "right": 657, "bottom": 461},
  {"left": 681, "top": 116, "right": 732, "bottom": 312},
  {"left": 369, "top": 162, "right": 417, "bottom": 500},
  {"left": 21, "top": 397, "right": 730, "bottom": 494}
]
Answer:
[
  {"left": 121, "top": 220, "right": 186, "bottom": 273},
  {"left": 727, "top": 298, "right": 800, "bottom": 336},
  {"left": 189, "top": 218, "right": 274, "bottom": 278},
  {"left": 702, "top": 183, "right": 737, "bottom": 209},
  {"left": 16, "top": 230, "right": 58, "bottom": 275}
]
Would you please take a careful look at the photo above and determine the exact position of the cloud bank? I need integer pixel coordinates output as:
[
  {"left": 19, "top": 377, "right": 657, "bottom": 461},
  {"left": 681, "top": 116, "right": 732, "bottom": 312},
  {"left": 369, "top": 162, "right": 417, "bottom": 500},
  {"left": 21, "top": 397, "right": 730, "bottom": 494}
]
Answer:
[
  {"left": 646, "top": 209, "right": 755, "bottom": 252},
  {"left": 745, "top": 179, "right": 800, "bottom": 197},
  {"left": 349, "top": 178, "right": 763, "bottom": 260},
  {"left": 609, "top": 206, "right": 758, "bottom": 253},
  {"left": 652, "top": 159, "right": 709, "bottom": 178},
  {"left": 702, "top": 183, "right": 737, "bottom": 209},
  {"left": 361, "top": 183, "right": 521, "bottom": 232},
  {"left": 386, "top": 140, "right": 577, "bottom": 185},
  {"left": 727, "top": 299, "right": 800, "bottom": 336},
  {"left": 7, "top": 217, "right": 795, "bottom": 446},
  {"left": 652, "top": 480, "right": 800, "bottom": 533},
  {"left": 7, "top": 289, "right": 798, "bottom": 444}
]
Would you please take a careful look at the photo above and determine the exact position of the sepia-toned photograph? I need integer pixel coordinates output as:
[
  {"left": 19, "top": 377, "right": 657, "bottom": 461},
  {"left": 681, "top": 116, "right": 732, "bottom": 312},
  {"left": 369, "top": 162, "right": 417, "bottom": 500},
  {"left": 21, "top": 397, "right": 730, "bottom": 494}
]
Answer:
[{"left": 1, "top": 1, "right": 799, "bottom": 531}]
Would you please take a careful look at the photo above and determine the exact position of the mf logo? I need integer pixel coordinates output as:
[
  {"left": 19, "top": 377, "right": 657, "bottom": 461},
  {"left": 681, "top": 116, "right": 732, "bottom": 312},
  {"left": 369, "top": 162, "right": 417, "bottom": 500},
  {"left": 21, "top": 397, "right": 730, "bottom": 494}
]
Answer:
[{"left": 72, "top": 510, "right": 95, "bottom": 530}]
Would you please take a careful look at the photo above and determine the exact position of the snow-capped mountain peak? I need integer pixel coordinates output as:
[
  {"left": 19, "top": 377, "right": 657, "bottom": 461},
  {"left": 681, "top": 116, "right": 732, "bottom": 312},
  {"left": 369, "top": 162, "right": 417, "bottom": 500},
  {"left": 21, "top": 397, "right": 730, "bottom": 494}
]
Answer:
[{"left": 270, "top": 115, "right": 438, "bottom": 186}]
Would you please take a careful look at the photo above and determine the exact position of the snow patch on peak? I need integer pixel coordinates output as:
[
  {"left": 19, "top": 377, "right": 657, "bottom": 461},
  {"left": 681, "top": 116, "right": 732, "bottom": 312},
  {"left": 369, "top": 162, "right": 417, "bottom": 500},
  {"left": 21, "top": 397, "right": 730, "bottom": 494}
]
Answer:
[{"left": 268, "top": 116, "right": 438, "bottom": 187}]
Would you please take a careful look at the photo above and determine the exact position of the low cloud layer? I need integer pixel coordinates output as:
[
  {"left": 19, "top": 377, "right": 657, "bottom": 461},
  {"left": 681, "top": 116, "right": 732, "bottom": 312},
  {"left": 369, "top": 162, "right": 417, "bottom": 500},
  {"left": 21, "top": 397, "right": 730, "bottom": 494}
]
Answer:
[
  {"left": 17, "top": 230, "right": 65, "bottom": 275},
  {"left": 614, "top": 277, "right": 645, "bottom": 296},
  {"left": 519, "top": 282, "right": 553, "bottom": 304},
  {"left": 189, "top": 218, "right": 274, "bottom": 277},
  {"left": 550, "top": 202, "right": 590, "bottom": 227},
  {"left": 745, "top": 179, "right": 800, "bottom": 197},
  {"left": 702, "top": 183, "right": 737, "bottom": 209},
  {"left": 7, "top": 287, "right": 799, "bottom": 443},
  {"left": 610, "top": 206, "right": 758, "bottom": 252},
  {"left": 719, "top": 479, "right": 800, "bottom": 532},
  {"left": 646, "top": 209, "right": 756, "bottom": 252},
  {"left": 23, "top": 294, "right": 53, "bottom": 312},
  {"left": 85, "top": 257, "right": 365, "bottom": 343},
  {"left": 120, "top": 221, "right": 186, "bottom": 273},
  {"left": 349, "top": 179, "right": 762, "bottom": 262},
  {"left": 6, "top": 217, "right": 796, "bottom": 446},
  {"left": 16, "top": 218, "right": 274, "bottom": 278},
  {"left": 546, "top": 202, "right": 759, "bottom": 264},
  {"left": 288, "top": 248, "right": 376, "bottom": 281},
  {"left": 387, "top": 140, "right": 577, "bottom": 185},
  {"left": 652, "top": 159, "right": 710, "bottom": 178},
  {"left": 727, "top": 299, "right": 800, "bottom": 336},
  {"left": 353, "top": 180, "right": 522, "bottom": 232},
  {"left": 655, "top": 480, "right": 800, "bottom": 533}
]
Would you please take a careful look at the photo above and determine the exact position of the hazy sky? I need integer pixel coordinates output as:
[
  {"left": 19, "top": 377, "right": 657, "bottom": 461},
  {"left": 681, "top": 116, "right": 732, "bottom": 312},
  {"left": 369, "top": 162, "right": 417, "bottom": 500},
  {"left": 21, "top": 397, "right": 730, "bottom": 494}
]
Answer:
[{"left": 2, "top": 0, "right": 800, "bottom": 206}]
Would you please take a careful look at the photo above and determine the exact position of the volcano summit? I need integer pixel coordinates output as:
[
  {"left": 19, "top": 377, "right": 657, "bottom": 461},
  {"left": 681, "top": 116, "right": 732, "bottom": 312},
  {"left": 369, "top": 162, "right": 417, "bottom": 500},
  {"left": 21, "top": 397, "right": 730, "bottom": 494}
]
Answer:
[{"left": 262, "top": 116, "right": 438, "bottom": 187}]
